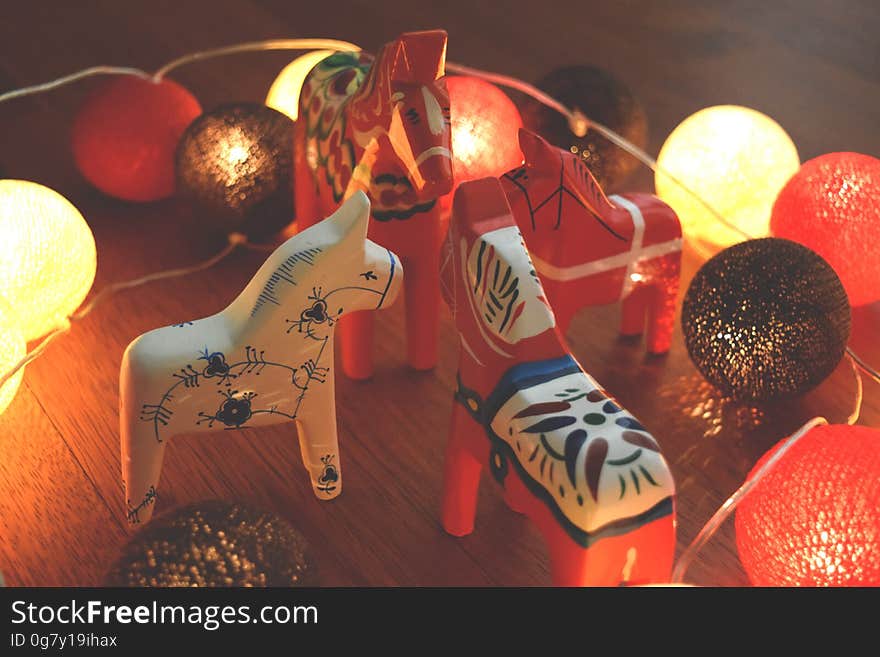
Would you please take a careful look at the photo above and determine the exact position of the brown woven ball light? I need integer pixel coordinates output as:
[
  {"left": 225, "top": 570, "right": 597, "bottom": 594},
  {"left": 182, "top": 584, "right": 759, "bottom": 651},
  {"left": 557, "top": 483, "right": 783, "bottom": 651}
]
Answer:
[
  {"left": 520, "top": 66, "right": 647, "bottom": 192},
  {"left": 176, "top": 103, "right": 295, "bottom": 238},
  {"left": 681, "top": 238, "right": 850, "bottom": 403},
  {"left": 104, "top": 501, "right": 316, "bottom": 587}
]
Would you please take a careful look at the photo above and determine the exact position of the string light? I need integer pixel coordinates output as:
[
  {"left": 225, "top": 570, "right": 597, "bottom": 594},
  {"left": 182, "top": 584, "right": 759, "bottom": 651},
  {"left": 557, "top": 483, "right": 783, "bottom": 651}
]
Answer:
[
  {"left": 0, "top": 41, "right": 878, "bottom": 588},
  {"left": 446, "top": 76, "right": 524, "bottom": 187},
  {"left": 1, "top": 42, "right": 876, "bottom": 394},
  {"left": 0, "top": 180, "right": 97, "bottom": 341},
  {"left": 655, "top": 105, "right": 800, "bottom": 258},
  {"left": 682, "top": 238, "right": 851, "bottom": 403},
  {"left": 771, "top": 152, "right": 880, "bottom": 307},
  {"left": 71, "top": 76, "right": 202, "bottom": 202},
  {"left": 1, "top": 41, "right": 876, "bottom": 393},
  {"left": 175, "top": 103, "right": 296, "bottom": 237},
  {"left": 736, "top": 422, "right": 880, "bottom": 586}
]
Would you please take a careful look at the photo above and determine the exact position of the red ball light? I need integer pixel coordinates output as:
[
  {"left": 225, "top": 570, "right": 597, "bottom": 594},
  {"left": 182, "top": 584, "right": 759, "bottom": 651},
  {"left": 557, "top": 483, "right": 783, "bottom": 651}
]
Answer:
[
  {"left": 770, "top": 152, "right": 880, "bottom": 307},
  {"left": 736, "top": 424, "right": 880, "bottom": 586},
  {"left": 71, "top": 76, "right": 202, "bottom": 202},
  {"left": 447, "top": 76, "right": 523, "bottom": 186}
]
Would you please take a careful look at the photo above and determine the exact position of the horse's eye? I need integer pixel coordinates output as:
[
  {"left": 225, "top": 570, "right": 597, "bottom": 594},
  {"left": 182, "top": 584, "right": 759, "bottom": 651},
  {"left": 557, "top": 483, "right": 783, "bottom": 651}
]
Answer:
[{"left": 405, "top": 108, "right": 420, "bottom": 124}]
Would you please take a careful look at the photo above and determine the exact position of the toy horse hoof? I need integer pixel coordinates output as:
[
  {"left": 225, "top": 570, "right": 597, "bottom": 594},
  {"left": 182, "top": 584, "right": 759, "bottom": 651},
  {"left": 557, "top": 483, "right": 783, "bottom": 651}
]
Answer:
[
  {"left": 119, "top": 192, "right": 403, "bottom": 522},
  {"left": 442, "top": 177, "right": 676, "bottom": 586}
]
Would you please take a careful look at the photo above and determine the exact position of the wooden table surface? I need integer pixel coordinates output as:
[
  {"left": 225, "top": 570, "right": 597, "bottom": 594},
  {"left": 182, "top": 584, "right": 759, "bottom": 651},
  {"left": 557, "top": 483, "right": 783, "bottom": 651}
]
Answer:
[{"left": 0, "top": 0, "right": 877, "bottom": 587}]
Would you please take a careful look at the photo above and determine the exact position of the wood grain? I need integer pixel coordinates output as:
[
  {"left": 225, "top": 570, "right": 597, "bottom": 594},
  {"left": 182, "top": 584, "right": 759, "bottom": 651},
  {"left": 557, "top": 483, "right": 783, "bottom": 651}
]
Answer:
[{"left": 0, "top": 0, "right": 877, "bottom": 586}]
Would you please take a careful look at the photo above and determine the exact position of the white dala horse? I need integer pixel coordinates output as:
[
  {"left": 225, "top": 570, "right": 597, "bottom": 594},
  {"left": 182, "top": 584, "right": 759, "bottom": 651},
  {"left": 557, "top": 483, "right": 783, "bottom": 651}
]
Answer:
[{"left": 119, "top": 192, "right": 402, "bottom": 524}]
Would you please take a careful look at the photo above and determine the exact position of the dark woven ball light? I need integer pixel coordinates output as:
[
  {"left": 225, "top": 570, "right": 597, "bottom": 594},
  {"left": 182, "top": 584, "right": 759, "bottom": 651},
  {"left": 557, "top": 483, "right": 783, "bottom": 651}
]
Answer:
[
  {"left": 520, "top": 66, "right": 647, "bottom": 191},
  {"left": 682, "top": 238, "right": 850, "bottom": 403},
  {"left": 104, "top": 501, "right": 316, "bottom": 587},
  {"left": 176, "top": 103, "right": 295, "bottom": 238}
]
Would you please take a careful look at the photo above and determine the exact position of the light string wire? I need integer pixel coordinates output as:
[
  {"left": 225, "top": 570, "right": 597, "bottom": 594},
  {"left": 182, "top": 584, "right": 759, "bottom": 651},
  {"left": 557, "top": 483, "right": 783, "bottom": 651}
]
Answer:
[
  {"left": 0, "top": 39, "right": 362, "bottom": 105},
  {"left": 670, "top": 416, "right": 829, "bottom": 584},
  {"left": 0, "top": 66, "right": 152, "bottom": 104},
  {"left": 152, "top": 39, "right": 361, "bottom": 80},
  {"left": 0, "top": 39, "right": 876, "bottom": 584}
]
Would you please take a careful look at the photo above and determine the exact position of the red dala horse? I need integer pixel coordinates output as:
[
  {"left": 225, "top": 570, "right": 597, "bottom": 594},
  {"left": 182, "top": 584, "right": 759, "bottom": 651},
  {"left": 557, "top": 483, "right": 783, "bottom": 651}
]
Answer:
[
  {"left": 504, "top": 129, "right": 682, "bottom": 354},
  {"left": 294, "top": 30, "right": 453, "bottom": 378},
  {"left": 440, "top": 177, "right": 676, "bottom": 586}
]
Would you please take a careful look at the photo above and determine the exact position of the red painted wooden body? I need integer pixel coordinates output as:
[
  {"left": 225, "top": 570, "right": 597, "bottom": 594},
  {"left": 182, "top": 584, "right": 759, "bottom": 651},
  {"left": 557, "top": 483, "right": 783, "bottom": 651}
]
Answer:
[
  {"left": 440, "top": 177, "right": 676, "bottom": 586},
  {"left": 294, "top": 31, "right": 453, "bottom": 379},
  {"left": 503, "top": 130, "right": 682, "bottom": 354}
]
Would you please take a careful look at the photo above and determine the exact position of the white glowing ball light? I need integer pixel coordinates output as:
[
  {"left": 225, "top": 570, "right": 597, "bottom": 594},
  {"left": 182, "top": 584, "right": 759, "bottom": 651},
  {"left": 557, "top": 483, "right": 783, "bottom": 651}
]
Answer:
[
  {"left": 655, "top": 105, "right": 800, "bottom": 258},
  {"left": 0, "top": 180, "right": 97, "bottom": 341},
  {"left": 266, "top": 50, "right": 336, "bottom": 121}
]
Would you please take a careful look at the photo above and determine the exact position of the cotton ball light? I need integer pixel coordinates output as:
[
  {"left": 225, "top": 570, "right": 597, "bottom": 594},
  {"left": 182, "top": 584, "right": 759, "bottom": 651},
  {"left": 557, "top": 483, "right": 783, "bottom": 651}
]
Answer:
[
  {"left": 0, "top": 299, "right": 25, "bottom": 416},
  {"left": 520, "top": 65, "right": 647, "bottom": 191},
  {"left": 448, "top": 76, "right": 524, "bottom": 187},
  {"left": 0, "top": 180, "right": 97, "bottom": 340},
  {"left": 771, "top": 152, "right": 880, "bottom": 307},
  {"left": 736, "top": 424, "right": 880, "bottom": 586},
  {"left": 71, "top": 76, "right": 201, "bottom": 202},
  {"left": 103, "top": 501, "right": 317, "bottom": 587},
  {"left": 655, "top": 105, "right": 799, "bottom": 258},
  {"left": 266, "top": 50, "right": 335, "bottom": 121},
  {"left": 175, "top": 103, "right": 296, "bottom": 238},
  {"left": 682, "top": 238, "right": 850, "bottom": 402}
]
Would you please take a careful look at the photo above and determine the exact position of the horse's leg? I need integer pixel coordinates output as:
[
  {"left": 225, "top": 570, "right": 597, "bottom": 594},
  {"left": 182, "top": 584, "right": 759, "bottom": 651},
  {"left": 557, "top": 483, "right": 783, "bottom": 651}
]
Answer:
[
  {"left": 441, "top": 401, "right": 486, "bottom": 537},
  {"left": 295, "top": 346, "right": 343, "bottom": 500},
  {"left": 535, "top": 507, "right": 675, "bottom": 586},
  {"left": 645, "top": 262, "right": 681, "bottom": 355},
  {"left": 613, "top": 516, "right": 676, "bottom": 585},
  {"left": 619, "top": 283, "right": 649, "bottom": 338},
  {"left": 337, "top": 311, "right": 375, "bottom": 380},
  {"left": 293, "top": 120, "right": 319, "bottom": 229},
  {"left": 120, "top": 364, "right": 167, "bottom": 526},
  {"left": 404, "top": 248, "right": 440, "bottom": 371}
]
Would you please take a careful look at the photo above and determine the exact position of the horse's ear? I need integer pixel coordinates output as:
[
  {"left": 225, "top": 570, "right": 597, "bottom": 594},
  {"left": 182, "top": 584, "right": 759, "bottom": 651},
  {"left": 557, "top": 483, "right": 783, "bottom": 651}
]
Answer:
[
  {"left": 519, "top": 128, "right": 557, "bottom": 170},
  {"left": 329, "top": 191, "right": 371, "bottom": 245},
  {"left": 392, "top": 30, "right": 447, "bottom": 83}
]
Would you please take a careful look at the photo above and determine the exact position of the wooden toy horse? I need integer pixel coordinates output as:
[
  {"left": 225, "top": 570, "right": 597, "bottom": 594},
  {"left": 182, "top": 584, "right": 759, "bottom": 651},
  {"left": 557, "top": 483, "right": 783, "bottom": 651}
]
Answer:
[
  {"left": 502, "top": 129, "right": 682, "bottom": 354},
  {"left": 294, "top": 30, "right": 453, "bottom": 379},
  {"left": 440, "top": 178, "right": 675, "bottom": 586},
  {"left": 120, "top": 192, "right": 402, "bottom": 524}
]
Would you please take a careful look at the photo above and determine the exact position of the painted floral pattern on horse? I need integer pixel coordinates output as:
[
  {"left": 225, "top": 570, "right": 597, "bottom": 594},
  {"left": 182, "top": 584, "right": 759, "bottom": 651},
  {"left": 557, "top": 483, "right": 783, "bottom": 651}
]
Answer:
[
  {"left": 485, "top": 357, "right": 674, "bottom": 536},
  {"left": 299, "top": 51, "right": 440, "bottom": 221},
  {"left": 301, "top": 52, "right": 369, "bottom": 203},
  {"left": 462, "top": 226, "right": 555, "bottom": 346}
]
